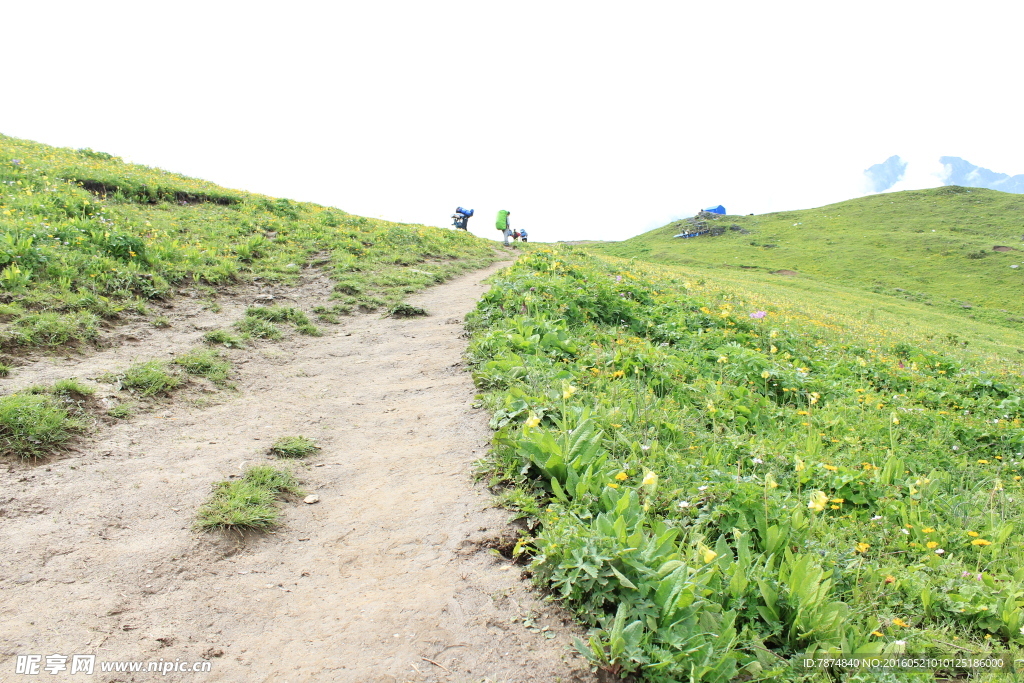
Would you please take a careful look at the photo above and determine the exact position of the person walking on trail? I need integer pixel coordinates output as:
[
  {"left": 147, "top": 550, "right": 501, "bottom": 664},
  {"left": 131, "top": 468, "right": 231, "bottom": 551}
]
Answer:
[
  {"left": 452, "top": 206, "right": 473, "bottom": 230},
  {"left": 518, "top": 228, "right": 528, "bottom": 243},
  {"left": 496, "top": 209, "right": 513, "bottom": 246}
]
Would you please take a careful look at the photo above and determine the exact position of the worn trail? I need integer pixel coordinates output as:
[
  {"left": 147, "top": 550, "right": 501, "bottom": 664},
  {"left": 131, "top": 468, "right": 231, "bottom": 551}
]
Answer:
[{"left": 0, "top": 261, "right": 591, "bottom": 682}]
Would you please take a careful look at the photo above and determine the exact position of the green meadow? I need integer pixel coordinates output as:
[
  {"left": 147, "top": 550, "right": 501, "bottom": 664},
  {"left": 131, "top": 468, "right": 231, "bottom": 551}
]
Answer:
[
  {"left": 1, "top": 132, "right": 497, "bottom": 460},
  {"left": 591, "top": 188, "right": 1024, "bottom": 330},
  {"left": 467, "top": 245, "right": 1024, "bottom": 681},
  {"left": 0, "top": 133, "right": 497, "bottom": 351}
]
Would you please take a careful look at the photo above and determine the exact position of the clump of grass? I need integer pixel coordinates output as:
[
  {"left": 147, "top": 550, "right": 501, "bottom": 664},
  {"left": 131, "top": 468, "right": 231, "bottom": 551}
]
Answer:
[
  {"left": 3, "top": 311, "right": 100, "bottom": 347},
  {"left": 151, "top": 316, "right": 171, "bottom": 328},
  {"left": 203, "top": 329, "right": 246, "bottom": 348},
  {"left": 0, "top": 362, "right": 11, "bottom": 377},
  {"left": 234, "top": 316, "right": 282, "bottom": 340},
  {"left": 244, "top": 306, "right": 322, "bottom": 336},
  {"left": 269, "top": 436, "right": 320, "bottom": 458},
  {"left": 107, "top": 402, "right": 133, "bottom": 419},
  {"left": 118, "top": 360, "right": 182, "bottom": 396},
  {"left": 194, "top": 465, "right": 303, "bottom": 531},
  {"left": 389, "top": 303, "right": 427, "bottom": 318},
  {"left": 0, "top": 393, "right": 84, "bottom": 458},
  {"left": 51, "top": 378, "right": 95, "bottom": 398},
  {"left": 27, "top": 378, "right": 95, "bottom": 399},
  {"left": 173, "top": 348, "right": 230, "bottom": 384}
]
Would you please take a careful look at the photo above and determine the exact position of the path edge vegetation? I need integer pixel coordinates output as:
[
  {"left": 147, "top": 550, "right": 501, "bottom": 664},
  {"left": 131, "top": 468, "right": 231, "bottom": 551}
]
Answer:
[{"left": 466, "top": 246, "right": 1024, "bottom": 682}]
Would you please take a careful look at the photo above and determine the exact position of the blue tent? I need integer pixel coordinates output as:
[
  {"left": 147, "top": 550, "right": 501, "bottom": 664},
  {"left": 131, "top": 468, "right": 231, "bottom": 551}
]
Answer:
[{"left": 704, "top": 205, "right": 726, "bottom": 215}]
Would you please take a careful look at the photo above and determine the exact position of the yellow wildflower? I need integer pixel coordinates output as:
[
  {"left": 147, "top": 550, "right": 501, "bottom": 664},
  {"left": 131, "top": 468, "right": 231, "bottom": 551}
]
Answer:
[
  {"left": 856, "top": 542, "right": 870, "bottom": 553},
  {"left": 892, "top": 617, "right": 910, "bottom": 628},
  {"left": 926, "top": 541, "right": 939, "bottom": 549},
  {"left": 922, "top": 527, "right": 935, "bottom": 533},
  {"left": 607, "top": 483, "right": 619, "bottom": 489},
  {"left": 642, "top": 471, "right": 658, "bottom": 488},
  {"left": 701, "top": 548, "right": 718, "bottom": 564},
  {"left": 615, "top": 472, "right": 628, "bottom": 481},
  {"left": 971, "top": 539, "right": 992, "bottom": 546},
  {"left": 562, "top": 384, "right": 578, "bottom": 399},
  {"left": 977, "top": 459, "right": 989, "bottom": 464},
  {"left": 967, "top": 531, "right": 979, "bottom": 537},
  {"left": 524, "top": 414, "right": 540, "bottom": 428},
  {"left": 761, "top": 370, "right": 771, "bottom": 379},
  {"left": 808, "top": 491, "right": 828, "bottom": 512},
  {"left": 871, "top": 631, "right": 884, "bottom": 637},
  {"left": 611, "top": 370, "right": 625, "bottom": 379},
  {"left": 823, "top": 464, "right": 838, "bottom": 472}
]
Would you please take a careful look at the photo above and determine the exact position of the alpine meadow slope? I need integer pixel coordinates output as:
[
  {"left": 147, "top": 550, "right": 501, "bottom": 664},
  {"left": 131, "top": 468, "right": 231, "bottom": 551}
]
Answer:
[
  {"left": 592, "top": 187, "right": 1024, "bottom": 331},
  {"left": 466, "top": 246, "right": 1024, "bottom": 681}
]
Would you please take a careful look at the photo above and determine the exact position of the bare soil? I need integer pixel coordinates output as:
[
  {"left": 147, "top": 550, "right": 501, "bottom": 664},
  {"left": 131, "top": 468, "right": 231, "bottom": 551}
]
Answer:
[{"left": 0, "top": 261, "right": 595, "bottom": 683}]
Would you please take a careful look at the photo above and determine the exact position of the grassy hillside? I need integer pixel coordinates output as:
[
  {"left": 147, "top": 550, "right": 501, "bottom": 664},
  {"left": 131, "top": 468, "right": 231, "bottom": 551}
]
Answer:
[
  {"left": 590, "top": 188, "right": 1024, "bottom": 329},
  {"left": 468, "top": 246, "right": 1024, "bottom": 681},
  {"left": 1, "top": 133, "right": 496, "bottom": 350}
]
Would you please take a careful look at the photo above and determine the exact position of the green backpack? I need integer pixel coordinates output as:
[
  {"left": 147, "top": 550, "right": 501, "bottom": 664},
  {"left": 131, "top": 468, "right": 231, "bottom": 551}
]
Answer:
[{"left": 495, "top": 209, "right": 509, "bottom": 231}]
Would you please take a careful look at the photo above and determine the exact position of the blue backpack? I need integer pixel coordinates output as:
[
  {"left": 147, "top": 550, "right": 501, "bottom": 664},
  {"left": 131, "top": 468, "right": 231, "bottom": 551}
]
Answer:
[{"left": 455, "top": 206, "right": 474, "bottom": 217}]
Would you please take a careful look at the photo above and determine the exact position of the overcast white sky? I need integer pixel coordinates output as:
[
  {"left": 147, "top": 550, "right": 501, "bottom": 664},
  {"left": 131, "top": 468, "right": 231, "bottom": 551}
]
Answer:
[{"left": 4, "top": 1, "right": 1023, "bottom": 242}]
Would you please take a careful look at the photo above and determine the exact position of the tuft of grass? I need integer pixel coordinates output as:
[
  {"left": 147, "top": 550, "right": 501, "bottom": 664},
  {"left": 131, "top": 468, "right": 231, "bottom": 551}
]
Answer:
[
  {"left": 151, "top": 316, "right": 171, "bottom": 328},
  {"left": 106, "top": 402, "right": 133, "bottom": 419},
  {"left": 51, "top": 378, "right": 96, "bottom": 398},
  {"left": 245, "top": 306, "right": 322, "bottom": 336},
  {"left": 269, "top": 436, "right": 320, "bottom": 458},
  {"left": 194, "top": 465, "right": 303, "bottom": 531},
  {"left": 388, "top": 303, "right": 427, "bottom": 318},
  {"left": 117, "top": 360, "right": 182, "bottom": 396},
  {"left": 203, "top": 329, "right": 246, "bottom": 348},
  {"left": 2, "top": 311, "right": 100, "bottom": 348},
  {"left": 173, "top": 348, "right": 230, "bottom": 384},
  {"left": 0, "top": 393, "right": 84, "bottom": 458},
  {"left": 0, "top": 362, "right": 11, "bottom": 377},
  {"left": 234, "top": 316, "right": 282, "bottom": 340}
]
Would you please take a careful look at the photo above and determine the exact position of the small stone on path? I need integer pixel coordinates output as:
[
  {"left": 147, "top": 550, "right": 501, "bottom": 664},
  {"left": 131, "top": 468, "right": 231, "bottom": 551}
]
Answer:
[{"left": 303, "top": 495, "right": 320, "bottom": 504}]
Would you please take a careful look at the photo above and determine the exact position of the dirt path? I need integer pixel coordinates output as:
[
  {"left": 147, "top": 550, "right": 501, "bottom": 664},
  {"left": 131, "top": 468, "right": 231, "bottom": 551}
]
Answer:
[{"left": 0, "top": 262, "right": 593, "bottom": 682}]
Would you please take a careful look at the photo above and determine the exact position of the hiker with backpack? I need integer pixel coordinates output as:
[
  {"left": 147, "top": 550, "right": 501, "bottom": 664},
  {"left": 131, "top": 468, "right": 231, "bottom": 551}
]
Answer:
[
  {"left": 518, "top": 228, "right": 528, "bottom": 243},
  {"left": 452, "top": 206, "right": 473, "bottom": 230},
  {"left": 496, "top": 209, "right": 512, "bottom": 246}
]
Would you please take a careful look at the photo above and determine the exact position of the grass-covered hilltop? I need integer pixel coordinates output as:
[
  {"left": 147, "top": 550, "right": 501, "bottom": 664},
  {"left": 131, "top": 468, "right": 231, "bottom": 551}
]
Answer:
[
  {"left": 592, "top": 189, "right": 1024, "bottom": 329},
  {"left": 0, "top": 133, "right": 496, "bottom": 351}
]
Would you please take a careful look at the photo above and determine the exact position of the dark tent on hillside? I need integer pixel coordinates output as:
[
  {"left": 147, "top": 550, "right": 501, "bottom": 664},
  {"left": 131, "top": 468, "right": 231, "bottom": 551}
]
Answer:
[{"left": 704, "top": 205, "right": 726, "bottom": 215}]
